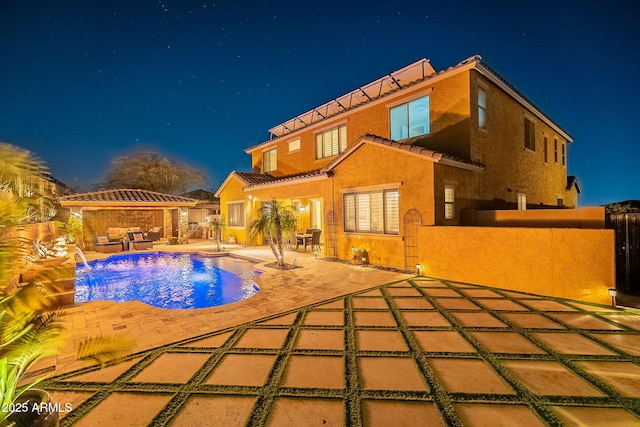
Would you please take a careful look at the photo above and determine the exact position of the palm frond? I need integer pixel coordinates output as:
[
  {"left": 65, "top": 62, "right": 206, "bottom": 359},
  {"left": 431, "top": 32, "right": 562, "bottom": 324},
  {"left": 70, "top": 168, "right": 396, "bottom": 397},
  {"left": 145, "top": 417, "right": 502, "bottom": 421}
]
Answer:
[{"left": 77, "top": 335, "right": 135, "bottom": 368}]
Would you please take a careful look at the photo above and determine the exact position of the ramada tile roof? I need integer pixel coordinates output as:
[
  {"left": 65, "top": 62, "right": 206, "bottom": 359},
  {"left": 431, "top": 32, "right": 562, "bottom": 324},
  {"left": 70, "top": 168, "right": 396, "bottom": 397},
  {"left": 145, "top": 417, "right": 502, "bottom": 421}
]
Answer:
[{"left": 58, "top": 189, "right": 198, "bottom": 205}]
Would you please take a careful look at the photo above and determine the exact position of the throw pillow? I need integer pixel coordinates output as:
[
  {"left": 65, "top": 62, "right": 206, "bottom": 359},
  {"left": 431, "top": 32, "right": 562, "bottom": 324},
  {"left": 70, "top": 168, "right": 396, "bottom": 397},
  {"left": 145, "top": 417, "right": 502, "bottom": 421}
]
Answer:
[
  {"left": 97, "top": 235, "right": 109, "bottom": 244},
  {"left": 133, "top": 233, "right": 144, "bottom": 241}
]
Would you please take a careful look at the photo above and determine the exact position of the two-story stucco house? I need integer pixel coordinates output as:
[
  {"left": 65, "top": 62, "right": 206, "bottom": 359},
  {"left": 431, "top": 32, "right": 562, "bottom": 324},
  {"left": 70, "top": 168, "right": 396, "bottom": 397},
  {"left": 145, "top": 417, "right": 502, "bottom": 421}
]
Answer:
[{"left": 215, "top": 55, "right": 580, "bottom": 269}]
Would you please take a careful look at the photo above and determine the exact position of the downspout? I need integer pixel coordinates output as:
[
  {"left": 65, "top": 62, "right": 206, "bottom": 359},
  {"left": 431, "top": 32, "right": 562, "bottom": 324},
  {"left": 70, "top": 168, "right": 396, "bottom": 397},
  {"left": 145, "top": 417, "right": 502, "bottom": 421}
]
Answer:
[{"left": 330, "top": 171, "right": 335, "bottom": 259}]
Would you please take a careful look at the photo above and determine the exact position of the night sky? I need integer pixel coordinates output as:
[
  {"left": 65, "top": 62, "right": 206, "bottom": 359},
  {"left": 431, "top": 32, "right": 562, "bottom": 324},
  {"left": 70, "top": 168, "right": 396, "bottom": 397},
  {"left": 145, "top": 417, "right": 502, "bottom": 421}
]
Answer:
[{"left": 1, "top": 1, "right": 638, "bottom": 206}]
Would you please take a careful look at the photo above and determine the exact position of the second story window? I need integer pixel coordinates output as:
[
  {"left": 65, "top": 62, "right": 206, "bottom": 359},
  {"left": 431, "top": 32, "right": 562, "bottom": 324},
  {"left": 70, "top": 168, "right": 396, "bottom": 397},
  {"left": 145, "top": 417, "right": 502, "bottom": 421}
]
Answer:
[
  {"left": 554, "top": 138, "right": 558, "bottom": 163},
  {"left": 544, "top": 136, "right": 549, "bottom": 163},
  {"left": 524, "top": 117, "right": 535, "bottom": 151},
  {"left": 390, "top": 95, "right": 430, "bottom": 140},
  {"left": 288, "top": 139, "right": 300, "bottom": 152},
  {"left": 478, "top": 87, "right": 487, "bottom": 128},
  {"left": 316, "top": 124, "right": 347, "bottom": 159},
  {"left": 561, "top": 142, "right": 566, "bottom": 166},
  {"left": 263, "top": 148, "right": 277, "bottom": 172}
]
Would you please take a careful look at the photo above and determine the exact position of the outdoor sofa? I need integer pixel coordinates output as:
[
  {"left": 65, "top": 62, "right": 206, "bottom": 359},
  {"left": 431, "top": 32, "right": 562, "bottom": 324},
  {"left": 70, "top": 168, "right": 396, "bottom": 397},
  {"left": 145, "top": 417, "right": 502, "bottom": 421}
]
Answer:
[{"left": 94, "top": 235, "right": 123, "bottom": 253}]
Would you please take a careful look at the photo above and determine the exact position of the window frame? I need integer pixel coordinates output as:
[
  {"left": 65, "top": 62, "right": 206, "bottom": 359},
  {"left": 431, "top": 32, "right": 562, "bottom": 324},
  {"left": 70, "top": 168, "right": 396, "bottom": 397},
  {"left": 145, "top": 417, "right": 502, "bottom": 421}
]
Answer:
[
  {"left": 263, "top": 148, "right": 277, "bottom": 172},
  {"left": 288, "top": 138, "right": 300, "bottom": 152},
  {"left": 554, "top": 138, "right": 559, "bottom": 163},
  {"left": 517, "top": 193, "right": 527, "bottom": 211},
  {"left": 543, "top": 135, "right": 549, "bottom": 164},
  {"left": 444, "top": 184, "right": 455, "bottom": 220},
  {"left": 389, "top": 94, "right": 431, "bottom": 141},
  {"left": 561, "top": 142, "right": 566, "bottom": 166},
  {"left": 524, "top": 116, "right": 536, "bottom": 151},
  {"left": 477, "top": 86, "right": 487, "bottom": 129},
  {"left": 343, "top": 188, "right": 399, "bottom": 235},
  {"left": 315, "top": 124, "right": 347, "bottom": 159},
  {"left": 227, "top": 201, "right": 245, "bottom": 227}
]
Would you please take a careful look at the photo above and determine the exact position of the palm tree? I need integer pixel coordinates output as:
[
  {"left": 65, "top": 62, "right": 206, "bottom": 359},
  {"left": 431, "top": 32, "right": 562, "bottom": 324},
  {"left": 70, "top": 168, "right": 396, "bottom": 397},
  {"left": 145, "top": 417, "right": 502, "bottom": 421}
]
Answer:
[
  {"left": 208, "top": 215, "right": 227, "bottom": 252},
  {"left": 250, "top": 201, "right": 297, "bottom": 268},
  {"left": 0, "top": 143, "right": 133, "bottom": 424}
]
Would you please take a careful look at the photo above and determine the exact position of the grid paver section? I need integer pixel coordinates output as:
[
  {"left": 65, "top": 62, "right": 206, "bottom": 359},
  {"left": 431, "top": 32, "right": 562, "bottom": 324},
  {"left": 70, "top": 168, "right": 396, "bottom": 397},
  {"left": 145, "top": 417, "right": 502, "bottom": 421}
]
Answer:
[{"left": 42, "top": 278, "right": 640, "bottom": 426}]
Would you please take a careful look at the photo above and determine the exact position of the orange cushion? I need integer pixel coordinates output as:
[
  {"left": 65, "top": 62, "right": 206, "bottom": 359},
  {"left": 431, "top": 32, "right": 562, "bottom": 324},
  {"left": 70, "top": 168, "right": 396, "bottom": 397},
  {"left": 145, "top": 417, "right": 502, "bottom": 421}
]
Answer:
[{"left": 133, "top": 233, "right": 144, "bottom": 241}]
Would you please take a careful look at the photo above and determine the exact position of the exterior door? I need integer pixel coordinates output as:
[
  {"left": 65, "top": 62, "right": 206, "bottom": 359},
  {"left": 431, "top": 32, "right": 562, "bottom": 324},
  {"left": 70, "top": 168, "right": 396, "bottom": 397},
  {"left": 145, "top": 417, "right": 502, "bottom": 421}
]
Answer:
[{"left": 310, "top": 199, "right": 323, "bottom": 230}]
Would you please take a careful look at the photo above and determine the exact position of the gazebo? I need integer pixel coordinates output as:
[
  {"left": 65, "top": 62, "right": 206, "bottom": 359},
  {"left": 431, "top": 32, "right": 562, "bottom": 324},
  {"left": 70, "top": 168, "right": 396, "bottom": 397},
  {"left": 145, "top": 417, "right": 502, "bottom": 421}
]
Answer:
[{"left": 58, "top": 189, "right": 198, "bottom": 249}]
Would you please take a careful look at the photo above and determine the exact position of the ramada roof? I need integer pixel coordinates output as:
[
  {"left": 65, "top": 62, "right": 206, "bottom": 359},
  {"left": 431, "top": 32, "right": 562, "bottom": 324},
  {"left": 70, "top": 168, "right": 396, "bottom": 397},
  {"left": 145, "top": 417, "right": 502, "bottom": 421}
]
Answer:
[{"left": 58, "top": 189, "right": 198, "bottom": 207}]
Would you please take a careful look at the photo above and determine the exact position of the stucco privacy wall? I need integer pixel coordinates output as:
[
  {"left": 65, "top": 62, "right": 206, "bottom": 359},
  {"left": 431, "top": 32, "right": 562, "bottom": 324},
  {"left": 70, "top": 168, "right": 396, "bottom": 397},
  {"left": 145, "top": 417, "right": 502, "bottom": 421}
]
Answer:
[
  {"left": 417, "top": 226, "right": 614, "bottom": 305},
  {"left": 473, "top": 206, "right": 605, "bottom": 228}
]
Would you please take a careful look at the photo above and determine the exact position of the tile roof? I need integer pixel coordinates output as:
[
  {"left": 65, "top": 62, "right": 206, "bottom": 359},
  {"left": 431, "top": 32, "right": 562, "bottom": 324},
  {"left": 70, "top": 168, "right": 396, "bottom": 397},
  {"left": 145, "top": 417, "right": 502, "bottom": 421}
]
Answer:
[
  {"left": 322, "top": 134, "right": 486, "bottom": 172},
  {"left": 243, "top": 169, "right": 326, "bottom": 189},
  {"left": 58, "top": 189, "right": 198, "bottom": 206},
  {"left": 233, "top": 172, "right": 278, "bottom": 186}
]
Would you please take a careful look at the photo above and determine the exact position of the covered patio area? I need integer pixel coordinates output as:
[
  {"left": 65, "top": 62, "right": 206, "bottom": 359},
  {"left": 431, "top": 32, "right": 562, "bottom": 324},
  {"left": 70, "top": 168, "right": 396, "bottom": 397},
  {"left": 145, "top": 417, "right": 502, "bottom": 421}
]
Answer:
[{"left": 58, "top": 189, "right": 199, "bottom": 250}]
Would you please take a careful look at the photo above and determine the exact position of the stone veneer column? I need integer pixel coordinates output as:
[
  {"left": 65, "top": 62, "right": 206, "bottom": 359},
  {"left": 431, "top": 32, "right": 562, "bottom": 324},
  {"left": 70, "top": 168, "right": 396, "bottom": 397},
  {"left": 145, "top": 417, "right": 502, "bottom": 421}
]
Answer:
[
  {"left": 70, "top": 207, "right": 85, "bottom": 249},
  {"left": 178, "top": 207, "right": 189, "bottom": 244},
  {"left": 163, "top": 209, "right": 172, "bottom": 241}
]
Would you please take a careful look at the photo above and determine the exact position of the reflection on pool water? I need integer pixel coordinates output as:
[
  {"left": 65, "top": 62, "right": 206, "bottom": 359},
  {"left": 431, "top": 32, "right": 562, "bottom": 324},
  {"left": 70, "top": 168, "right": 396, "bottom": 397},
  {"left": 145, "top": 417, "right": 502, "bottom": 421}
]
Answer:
[{"left": 75, "top": 252, "right": 259, "bottom": 309}]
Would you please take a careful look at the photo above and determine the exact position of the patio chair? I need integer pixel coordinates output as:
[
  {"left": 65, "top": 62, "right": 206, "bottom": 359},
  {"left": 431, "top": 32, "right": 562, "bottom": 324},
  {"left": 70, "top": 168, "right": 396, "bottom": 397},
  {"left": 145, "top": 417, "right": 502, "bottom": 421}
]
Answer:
[
  {"left": 146, "top": 227, "right": 163, "bottom": 241},
  {"left": 286, "top": 230, "right": 297, "bottom": 250},
  {"left": 127, "top": 232, "right": 154, "bottom": 250},
  {"left": 296, "top": 228, "right": 316, "bottom": 250},
  {"left": 305, "top": 229, "right": 322, "bottom": 252}
]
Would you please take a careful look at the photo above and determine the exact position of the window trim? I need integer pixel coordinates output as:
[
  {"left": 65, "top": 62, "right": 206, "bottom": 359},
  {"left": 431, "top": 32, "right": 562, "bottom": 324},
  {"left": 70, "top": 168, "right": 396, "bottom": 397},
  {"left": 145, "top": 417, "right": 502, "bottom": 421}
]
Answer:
[
  {"left": 543, "top": 135, "right": 549, "bottom": 164},
  {"left": 554, "top": 138, "right": 559, "bottom": 163},
  {"left": 288, "top": 138, "right": 301, "bottom": 153},
  {"left": 477, "top": 84, "right": 487, "bottom": 129},
  {"left": 315, "top": 124, "right": 347, "bottom": 159},
  {"left": 524, "top": 116, "right": 536, "bottom": 152},
  {"left": 389, "top": 94, "right": 431, "bottom": 141},
  {"left": 444, "top": 184, "right": 455, "bottom": 220},
  {"left": 227, "top": 201, "right": 245, "bottom": 227},
  {"left": 517, "top": 193, "right": 527, "bottom": 211},
  {"left": 343, "top": 188, "right": 399, "bottom": 235},
  {"left": 263, "top": 148, "right": 277, "bottom": 172}
]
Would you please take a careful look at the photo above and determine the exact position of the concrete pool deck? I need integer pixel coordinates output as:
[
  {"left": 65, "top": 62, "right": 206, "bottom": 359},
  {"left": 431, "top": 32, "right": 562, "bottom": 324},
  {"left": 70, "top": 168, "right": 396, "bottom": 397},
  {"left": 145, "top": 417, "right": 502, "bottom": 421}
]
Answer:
[{"left": 36, "top": 241, "right": 640, "bottom": 425}]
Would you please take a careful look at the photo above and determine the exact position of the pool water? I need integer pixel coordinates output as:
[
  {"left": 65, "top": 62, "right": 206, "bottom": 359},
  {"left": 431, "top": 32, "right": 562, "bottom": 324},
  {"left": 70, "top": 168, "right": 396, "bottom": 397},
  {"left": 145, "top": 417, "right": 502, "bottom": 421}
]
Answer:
[{"left": 75, "top": 252, "right": 259, "bottom": 309}]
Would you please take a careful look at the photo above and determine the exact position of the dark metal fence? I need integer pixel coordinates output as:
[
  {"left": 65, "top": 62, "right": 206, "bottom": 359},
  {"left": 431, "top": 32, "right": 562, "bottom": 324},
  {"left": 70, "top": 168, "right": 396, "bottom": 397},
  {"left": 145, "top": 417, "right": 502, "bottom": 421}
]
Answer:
[{"left": 607, "top": 212, "right": 640, "bottom": 300}]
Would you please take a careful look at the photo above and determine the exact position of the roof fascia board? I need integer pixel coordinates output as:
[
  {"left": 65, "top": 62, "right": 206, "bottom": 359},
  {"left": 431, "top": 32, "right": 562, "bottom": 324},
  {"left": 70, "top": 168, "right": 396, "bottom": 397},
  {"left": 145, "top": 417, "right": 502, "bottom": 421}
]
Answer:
[
  {"left": 59, "top": 201, "right": 197, "bottom": 208},
  {"left": 214, "top": 172, "right": 249, "bottom": 198},
  {"left": 243, "top": 173, "right": 328, "bottom": 191}
]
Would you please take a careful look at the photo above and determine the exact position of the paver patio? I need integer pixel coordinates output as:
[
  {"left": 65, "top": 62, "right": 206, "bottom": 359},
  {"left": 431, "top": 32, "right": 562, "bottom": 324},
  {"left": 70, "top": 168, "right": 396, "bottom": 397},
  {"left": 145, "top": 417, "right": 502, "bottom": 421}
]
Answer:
[{"left": 34, "top": 243, "right": 640, "bottom": 426}]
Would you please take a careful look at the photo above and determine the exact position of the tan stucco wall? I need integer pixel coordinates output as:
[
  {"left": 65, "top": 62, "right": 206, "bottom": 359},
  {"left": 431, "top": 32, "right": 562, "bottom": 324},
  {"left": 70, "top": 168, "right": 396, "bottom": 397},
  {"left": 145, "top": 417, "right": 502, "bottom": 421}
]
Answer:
[
  {"left": 417, "top": 226, "right": 615, "bottom": 305},
  {"left": 249, "top": 70, "right": 473, "bottom": 175},
  {"left": 473, "top": 206, "right": 605, "bottom": 228},
  {"left": 330, "top": 142, "right": 436, "bottom": 267},
  {"left": 218, "top": 177, "right": 250, "bottom": 244},
  {"left": 469, "top": 70, "right": 577, "bottom": 208}
]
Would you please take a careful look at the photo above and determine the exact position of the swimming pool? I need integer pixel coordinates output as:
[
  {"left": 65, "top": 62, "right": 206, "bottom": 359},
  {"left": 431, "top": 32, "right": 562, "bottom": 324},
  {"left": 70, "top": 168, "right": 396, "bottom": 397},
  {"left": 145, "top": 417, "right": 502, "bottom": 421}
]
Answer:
[{"left": 74, "top": 252, "right": 259, "bottom": 309}]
